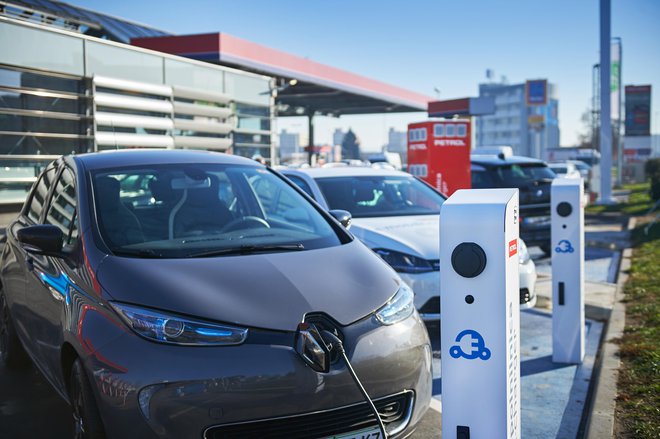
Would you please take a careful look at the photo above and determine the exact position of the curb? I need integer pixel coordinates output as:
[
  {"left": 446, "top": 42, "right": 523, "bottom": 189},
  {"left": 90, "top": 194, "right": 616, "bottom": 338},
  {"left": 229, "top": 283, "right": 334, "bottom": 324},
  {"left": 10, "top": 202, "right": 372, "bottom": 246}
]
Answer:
[{"left": 584, "top": 217, "right": 634, "bottom": 438}]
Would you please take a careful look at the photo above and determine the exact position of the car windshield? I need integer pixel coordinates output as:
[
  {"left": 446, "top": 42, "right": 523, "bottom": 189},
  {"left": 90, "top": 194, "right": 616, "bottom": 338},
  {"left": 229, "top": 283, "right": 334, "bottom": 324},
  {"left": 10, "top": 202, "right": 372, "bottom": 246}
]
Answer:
[
  {"left": 92, "top": 164, "right": 343, "bottom": 258},
  {"left": 490, "top": 164, "right": 556, "bottom": 187},
  {"left": 551, "top": 166, "right": 568, "bottom": 174},
  {"left": 314, "top": 175, "right": 445, "bottom": 218}
]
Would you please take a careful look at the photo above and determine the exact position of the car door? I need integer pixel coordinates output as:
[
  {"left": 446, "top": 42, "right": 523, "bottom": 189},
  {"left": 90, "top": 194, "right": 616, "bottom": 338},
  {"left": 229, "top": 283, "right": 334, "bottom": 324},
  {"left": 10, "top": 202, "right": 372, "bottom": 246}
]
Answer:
[
  {"left": 23, "top": 165, "right": 79, "bottom": 386},
  {"left": 3, "top": 166, "right": 59, "bottom": 358}
]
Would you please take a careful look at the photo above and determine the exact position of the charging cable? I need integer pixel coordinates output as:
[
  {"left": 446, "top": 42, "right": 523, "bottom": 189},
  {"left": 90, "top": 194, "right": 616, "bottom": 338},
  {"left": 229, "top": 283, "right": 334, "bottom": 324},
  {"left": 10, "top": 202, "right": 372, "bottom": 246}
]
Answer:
[{"left": 320, "top": 330, "right": 388, "bottom": 439}]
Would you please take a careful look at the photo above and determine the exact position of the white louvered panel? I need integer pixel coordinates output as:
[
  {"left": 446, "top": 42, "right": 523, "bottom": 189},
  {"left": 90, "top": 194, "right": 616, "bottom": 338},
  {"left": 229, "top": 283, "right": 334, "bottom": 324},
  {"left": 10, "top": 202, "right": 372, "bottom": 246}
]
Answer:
[
  {"left": 173, "top": 136, "right": 232, "bottom": 150},
  {"left": 93, "top": 75, "right": 172, "bottom": 97},
  {"left": 96, "top": 133, "right": 174, "bottom": 148},
  {"left": 172, "top": 85, "right": 230, "bottom": 104},
  {"left": 173, "top": 101, "right": 233, "bottom": 119},
  {"left": 94, "top": 92, "right": 173, "bottom": 114},
  {"left": 174, "top": 119, "right": 232, "bottom": 135},
  {"left": 233, "top": 128, "right": 271, "bottom": 136},
  {"left": 96, "top": 112, "right": 173, "bottom": 130}
]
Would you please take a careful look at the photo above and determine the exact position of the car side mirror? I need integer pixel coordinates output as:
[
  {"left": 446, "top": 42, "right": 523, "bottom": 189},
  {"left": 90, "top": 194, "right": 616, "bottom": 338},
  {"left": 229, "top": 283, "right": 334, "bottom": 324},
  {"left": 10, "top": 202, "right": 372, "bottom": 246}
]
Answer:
[
  {"left": 17, "top": 225, "right": 64, "bottom": 257},
  {"left": 329, "top": 209, "right": 352, "bottom": 229}
]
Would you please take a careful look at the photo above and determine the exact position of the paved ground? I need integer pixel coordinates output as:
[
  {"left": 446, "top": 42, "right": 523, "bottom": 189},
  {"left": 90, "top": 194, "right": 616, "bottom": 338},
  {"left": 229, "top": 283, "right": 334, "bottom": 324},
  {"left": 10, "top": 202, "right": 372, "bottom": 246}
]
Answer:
[{"left": 0, "top": 213, "right": 626, "bottom": 438}]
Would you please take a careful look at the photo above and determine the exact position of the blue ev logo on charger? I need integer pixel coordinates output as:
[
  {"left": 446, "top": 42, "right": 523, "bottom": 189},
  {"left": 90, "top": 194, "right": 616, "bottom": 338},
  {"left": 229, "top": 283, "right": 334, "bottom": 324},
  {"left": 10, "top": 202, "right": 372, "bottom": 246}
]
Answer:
[
  {"left": 555, "top": 239, "right": 575, "bottom": 254},
  {"left": 449, "top": 329, "right": 491, "bottom": 360}
]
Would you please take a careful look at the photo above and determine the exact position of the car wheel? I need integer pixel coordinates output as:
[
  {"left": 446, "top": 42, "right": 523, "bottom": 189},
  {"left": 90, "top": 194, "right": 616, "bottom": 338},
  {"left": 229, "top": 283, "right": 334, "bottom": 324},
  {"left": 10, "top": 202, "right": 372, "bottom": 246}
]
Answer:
[
  {"left": 0, "top": 286, "right": 28, "bottom": 369},
  {"left": 70, "top": 359, "right": 106, "bottom": 439}
]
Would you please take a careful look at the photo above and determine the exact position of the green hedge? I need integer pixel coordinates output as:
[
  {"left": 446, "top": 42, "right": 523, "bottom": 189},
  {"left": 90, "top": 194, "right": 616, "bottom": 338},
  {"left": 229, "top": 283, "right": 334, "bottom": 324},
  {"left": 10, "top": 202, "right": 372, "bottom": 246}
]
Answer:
[{"left": 646, "top": 158, "right": 660, "bottom": 201}]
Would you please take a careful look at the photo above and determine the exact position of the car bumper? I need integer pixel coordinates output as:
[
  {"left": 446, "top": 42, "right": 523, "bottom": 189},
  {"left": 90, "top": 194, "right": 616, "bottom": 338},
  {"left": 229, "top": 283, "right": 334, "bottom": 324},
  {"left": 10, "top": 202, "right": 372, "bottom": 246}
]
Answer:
[
  {"left": 82, "top": 312, "right": 433, "bottom": 439},
  {"left": 519, "top": 258, "right": 538, "bottom": 309},
  {"left": 401, "top": 264, "right": 537, "bottom": 320},
  {"left": 398, "top": 271, "right": 441, "bottom": 321}
]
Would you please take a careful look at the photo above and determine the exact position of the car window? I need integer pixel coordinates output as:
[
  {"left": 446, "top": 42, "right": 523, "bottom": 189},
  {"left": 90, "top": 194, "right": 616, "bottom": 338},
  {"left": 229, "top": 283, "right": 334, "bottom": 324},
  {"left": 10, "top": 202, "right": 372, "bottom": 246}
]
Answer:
[
  {"left": 91, "top": 164, "right": 343, "bottom": 258},
  {"left": 285, "top": 174, "right": 315, "bottom": 199},
  {"left": 249, "top": 173, "right": 311, "bottom": 226},
  {"left": 492, "top": 164, "right": 555, "bottom": 186},
  {"left": 315, "top": 175, "right": 445, "bottom": 218},
  {"left": 26, "top": 168, "right": 57, "bottom": 223},
  {"left": 45, "top": 168, "right": 78, "bottom": 246},
  {"left": 471, "top": 170, "right": 494, "bottom": 189}
]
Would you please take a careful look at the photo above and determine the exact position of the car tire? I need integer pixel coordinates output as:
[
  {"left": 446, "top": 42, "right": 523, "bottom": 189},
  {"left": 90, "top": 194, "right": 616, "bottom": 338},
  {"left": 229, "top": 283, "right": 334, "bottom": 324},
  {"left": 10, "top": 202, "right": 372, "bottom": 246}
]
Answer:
[
  {"left": 70, "top": 359, "right": 106, "bottom": 439},
  {"left": 0, "top": 286, "right": 29, "bottom": 369}
]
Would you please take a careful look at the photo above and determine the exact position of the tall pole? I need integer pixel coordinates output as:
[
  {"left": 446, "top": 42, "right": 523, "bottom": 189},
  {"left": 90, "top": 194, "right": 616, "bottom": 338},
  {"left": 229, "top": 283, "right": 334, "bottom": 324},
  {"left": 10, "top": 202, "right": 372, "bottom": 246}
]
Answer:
[
  {"left": 615, "top": 39, "right": 623, "bottom": 187},
  {"left": 599, "top": 0, "right": 613, "bottom": 203},
  {"left": 307, "top": 111, "right": 315, "bottom": 165}
]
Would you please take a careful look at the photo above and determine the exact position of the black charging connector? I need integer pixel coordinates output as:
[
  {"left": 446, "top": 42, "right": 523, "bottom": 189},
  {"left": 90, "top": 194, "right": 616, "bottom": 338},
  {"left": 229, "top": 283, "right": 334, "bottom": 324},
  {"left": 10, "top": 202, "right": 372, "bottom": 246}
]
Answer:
[{"left": 320, "top": 330, "right": 388, "bottom": 439}]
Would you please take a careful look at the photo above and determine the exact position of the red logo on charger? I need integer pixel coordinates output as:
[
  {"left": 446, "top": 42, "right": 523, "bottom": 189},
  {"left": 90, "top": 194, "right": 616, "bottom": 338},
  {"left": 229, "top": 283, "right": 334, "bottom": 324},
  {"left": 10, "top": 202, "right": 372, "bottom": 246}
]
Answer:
[{"left": 508, "top": 239, "right": 518, "bottom": 257}]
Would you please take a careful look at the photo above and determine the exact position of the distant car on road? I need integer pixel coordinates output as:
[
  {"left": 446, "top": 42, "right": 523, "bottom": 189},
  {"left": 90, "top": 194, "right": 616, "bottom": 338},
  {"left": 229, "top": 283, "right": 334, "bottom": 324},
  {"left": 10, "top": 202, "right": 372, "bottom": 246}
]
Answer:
[
  {"left": 280, "top": 166, "right": 537, "bottom": 319},
  {"left": 0, "top": 150, "right": 432, "bottom": 439}
]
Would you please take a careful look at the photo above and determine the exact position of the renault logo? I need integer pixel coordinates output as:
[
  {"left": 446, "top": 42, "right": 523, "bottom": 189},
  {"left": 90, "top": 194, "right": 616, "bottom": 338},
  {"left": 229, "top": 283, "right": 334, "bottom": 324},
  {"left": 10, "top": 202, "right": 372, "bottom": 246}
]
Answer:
[{"left": 295, "top": 322, "right": 330, "bottom": 373}]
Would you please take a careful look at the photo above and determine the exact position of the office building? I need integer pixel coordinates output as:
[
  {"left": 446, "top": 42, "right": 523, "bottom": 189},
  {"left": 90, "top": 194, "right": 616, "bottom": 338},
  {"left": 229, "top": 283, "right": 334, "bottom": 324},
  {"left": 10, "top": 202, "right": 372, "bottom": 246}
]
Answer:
[
  {"left": 475, "top": 80, "right": 560, "bottom": 158},
  {"left": 279, "top": 129, "right": 300, "bottom": 160}
]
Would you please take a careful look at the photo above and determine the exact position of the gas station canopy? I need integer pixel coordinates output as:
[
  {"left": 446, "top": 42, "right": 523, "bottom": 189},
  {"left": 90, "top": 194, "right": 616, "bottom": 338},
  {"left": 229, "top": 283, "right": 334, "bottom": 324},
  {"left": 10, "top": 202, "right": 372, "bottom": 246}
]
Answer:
[{"left": 132, "top": 33, "right": 433, "bottom": 117}]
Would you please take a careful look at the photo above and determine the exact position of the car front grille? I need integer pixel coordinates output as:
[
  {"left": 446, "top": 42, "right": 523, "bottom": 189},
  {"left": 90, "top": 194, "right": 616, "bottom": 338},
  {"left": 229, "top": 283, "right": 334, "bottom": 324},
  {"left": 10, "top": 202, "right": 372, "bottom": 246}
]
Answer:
[{"left": 204, "top": 390, "right": 413, "bottom": 439}]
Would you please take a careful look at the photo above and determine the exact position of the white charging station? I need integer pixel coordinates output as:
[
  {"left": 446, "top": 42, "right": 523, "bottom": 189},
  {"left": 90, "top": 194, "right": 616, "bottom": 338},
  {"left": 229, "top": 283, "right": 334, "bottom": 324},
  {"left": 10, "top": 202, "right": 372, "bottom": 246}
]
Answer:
[
  {"left": 551, "top": 177, "right": 585, "bottom": 364},
  {"left": 440, "top": 189, "right": 521, "bottom": 439}
]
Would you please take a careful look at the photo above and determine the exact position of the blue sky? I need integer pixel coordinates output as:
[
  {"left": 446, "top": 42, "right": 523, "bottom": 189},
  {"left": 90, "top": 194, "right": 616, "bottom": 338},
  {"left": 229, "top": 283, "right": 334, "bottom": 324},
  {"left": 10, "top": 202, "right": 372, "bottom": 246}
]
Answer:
[{"left": 74, "top": 0, "right": 660, "bottom": 151}]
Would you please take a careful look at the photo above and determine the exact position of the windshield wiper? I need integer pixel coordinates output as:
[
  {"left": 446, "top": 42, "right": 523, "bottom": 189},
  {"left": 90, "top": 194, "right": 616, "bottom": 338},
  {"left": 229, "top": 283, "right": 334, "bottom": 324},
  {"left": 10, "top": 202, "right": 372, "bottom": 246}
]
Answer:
[
  {"left": 188, "top": 243, "right": 305, "bottom": 258},
  {"left": 110, "top": 248, "right": 164, "bottom": 258}
]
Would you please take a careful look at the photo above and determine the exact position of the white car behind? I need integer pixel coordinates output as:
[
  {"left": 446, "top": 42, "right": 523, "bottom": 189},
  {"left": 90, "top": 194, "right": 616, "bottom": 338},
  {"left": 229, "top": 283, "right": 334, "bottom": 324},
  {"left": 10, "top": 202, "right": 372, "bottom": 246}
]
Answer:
[{"left": 280, "top": 166, "right": 537, "bottom": 320}]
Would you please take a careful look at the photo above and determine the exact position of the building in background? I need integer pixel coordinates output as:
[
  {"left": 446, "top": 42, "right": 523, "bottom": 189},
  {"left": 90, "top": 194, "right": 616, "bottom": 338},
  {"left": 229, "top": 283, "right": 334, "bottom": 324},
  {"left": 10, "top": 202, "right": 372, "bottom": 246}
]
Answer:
[
  {"left": 475, "top": 79, "right": 559, "bottom": 158},
  {"left": 333, "top": 128, "right": 347, "bottom": 148},
  {"left": 385, "top": 127, "right": 407, "bottom": 163},
  {"left": 341, "top": 129, "right": 361, "bottom": 160},
  {"left": 0, "top": 0, "right": 431, "bottom": 207},
  {"left": 279, "top": 129, "right": 300, "bottom": 160},
  {"left": 0, "top": 11, "right": 271, "bottom": 204}
]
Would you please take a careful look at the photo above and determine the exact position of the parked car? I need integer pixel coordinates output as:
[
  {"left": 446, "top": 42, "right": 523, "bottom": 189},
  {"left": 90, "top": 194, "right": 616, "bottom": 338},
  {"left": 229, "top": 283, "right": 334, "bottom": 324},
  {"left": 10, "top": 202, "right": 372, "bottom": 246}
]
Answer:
[
  {"left": 0, "top": 150, "right": 432, "bottom": 438},
  {"left": 280, "top": 166, "right": 537, "bottom": 320},
  {"left": 471, "top": 154, "right": 556, "bottom": 255},
  {"left": 548, "top": 162, "right": 581, "bottom": 179}
]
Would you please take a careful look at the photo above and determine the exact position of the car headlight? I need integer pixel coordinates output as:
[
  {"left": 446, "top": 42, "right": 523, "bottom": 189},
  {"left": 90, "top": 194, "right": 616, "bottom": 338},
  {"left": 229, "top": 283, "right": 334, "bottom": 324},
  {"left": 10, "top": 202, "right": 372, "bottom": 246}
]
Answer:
[
  {"left": 111, "top": 302, "right": 248, "bottom": 346},
  {"left": 518, "top": 239, "right": 531, "bottom": 265},
  {"left": 375, "top": 283, "right": 415, "bottom": 325},
  {"left": 374, "top": 249, "right": 434, "bottom": 273}
]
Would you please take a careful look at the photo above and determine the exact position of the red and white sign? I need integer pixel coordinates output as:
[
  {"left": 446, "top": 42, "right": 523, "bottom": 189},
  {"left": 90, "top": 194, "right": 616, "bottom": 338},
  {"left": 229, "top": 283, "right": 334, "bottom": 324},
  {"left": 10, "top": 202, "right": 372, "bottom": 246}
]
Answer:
[
  {"left": 508, "top": 239, "right": 518, "bottom": 257},
  {"left": 407, "top": 120, "right": 472, "bottom": 196}
]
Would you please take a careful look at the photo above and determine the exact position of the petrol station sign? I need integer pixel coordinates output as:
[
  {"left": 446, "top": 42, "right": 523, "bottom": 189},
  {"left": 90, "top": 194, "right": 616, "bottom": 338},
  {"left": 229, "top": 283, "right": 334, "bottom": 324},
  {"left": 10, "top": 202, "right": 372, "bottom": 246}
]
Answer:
[{"left": 407, "top": 120, "right": 471, "bottom": 196}]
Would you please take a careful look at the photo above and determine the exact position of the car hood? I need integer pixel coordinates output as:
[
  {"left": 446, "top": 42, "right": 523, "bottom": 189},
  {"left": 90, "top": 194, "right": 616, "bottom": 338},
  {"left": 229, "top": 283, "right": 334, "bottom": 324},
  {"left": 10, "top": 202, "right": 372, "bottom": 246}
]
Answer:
[
  {"left": 519, "top": 180, "right": 552, "bottom": 205},
  {"left": 350, "top": 215, "right": 439, "bottom": 260},
  {"left": 95, "top": 240, "right": 400, "bottom": 332}
]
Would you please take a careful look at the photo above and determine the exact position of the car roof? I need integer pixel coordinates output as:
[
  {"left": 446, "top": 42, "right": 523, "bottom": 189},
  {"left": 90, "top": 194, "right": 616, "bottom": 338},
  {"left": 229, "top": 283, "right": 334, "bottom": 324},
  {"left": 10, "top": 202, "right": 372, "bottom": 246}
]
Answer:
[
  {"left": 283, "top": 166, "right": 413, "bottom": 179},
  {"left": 470, "top": 154, "right": 546, "bottom": 167},
  {"left": 72, "top": 149, "right": 258, "bottom": 171}
]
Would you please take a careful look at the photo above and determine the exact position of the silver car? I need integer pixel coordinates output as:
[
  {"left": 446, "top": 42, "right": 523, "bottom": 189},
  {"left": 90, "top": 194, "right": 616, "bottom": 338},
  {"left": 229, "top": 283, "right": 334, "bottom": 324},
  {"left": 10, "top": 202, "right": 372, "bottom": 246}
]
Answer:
[
  {"left": 280, "top": 166, "right": 538, "bottom": 320},
  {"left": 0, "top": 150, "right": 431, "bottom": 438}
]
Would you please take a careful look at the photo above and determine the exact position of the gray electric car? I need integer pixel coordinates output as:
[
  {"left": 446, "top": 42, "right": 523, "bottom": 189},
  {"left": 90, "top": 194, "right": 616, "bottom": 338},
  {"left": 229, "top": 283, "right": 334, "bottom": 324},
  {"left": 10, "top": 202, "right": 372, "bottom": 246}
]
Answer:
[{"left": 0, "top": 150, "right": 431, "bottom": 438}]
